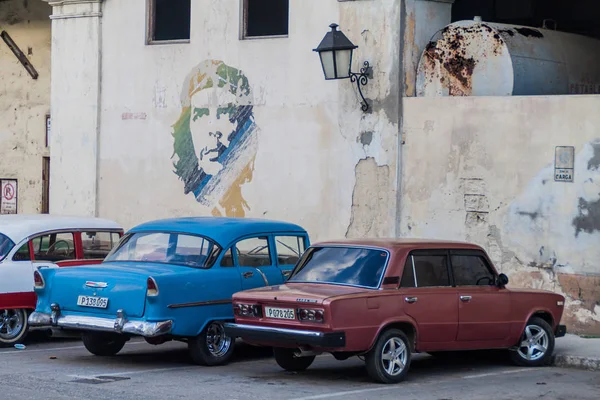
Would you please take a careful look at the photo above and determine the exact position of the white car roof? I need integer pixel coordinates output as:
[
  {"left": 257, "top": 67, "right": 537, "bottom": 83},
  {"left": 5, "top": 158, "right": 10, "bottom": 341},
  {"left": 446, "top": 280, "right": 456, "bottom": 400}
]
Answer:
[{"left": 0, "top": 214, "right": 123, "bottom": 244}]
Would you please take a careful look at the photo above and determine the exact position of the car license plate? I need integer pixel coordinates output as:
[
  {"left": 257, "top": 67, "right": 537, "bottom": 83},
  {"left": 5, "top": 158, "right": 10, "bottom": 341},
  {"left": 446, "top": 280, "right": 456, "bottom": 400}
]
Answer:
[
  {"left": 77, "top": 295, "right": 109, "bottom": 309},
  {"left": 265, "top": 306, "right": 296, "bottom": 320}
]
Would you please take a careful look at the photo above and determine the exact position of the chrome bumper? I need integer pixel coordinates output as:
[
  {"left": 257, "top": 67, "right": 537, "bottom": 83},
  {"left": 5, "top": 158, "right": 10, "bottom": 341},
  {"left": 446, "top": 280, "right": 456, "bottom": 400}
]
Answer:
[
  {"left": 28, "top": 304, "right": 173, "bottom": 338},
  {"left": 224, "top": 322, "right": 346, "bottom": 348}
]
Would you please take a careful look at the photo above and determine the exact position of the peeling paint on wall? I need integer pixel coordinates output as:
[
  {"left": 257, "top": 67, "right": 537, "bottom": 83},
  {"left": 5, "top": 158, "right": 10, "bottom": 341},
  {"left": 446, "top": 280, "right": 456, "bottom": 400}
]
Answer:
[
  {"left": 346, "top": 157, "right": 391, "bottom": 238},
  {"left": 171, "top": 60, "right": 258, "bottom": 216}
]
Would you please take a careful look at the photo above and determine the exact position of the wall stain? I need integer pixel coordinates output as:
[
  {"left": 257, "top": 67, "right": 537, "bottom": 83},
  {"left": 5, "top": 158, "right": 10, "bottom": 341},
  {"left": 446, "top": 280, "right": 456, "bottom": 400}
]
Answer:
[{"left": 572, "top": 197, "right": 600, "bottom": 237}]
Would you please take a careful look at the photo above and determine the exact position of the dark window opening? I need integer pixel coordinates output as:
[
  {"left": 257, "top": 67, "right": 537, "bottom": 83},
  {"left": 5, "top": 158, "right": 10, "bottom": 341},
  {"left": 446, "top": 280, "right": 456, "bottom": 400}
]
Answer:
[
  {"left": 450, "top": 255, "right": 495, "bottom": 286},
  {"left": 401, "top": 254, "right": 451, "bottom": 288},
  {"left": 149, "top": 0, "right": 191, "bottom": 42},
  {"left": 244, "top": 0, "right": 289, "bottom": 38}
]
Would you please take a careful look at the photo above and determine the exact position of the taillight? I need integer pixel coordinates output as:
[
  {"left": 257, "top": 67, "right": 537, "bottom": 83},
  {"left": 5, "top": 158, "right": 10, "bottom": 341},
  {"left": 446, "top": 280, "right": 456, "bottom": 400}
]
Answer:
[
  {"left": 33, "top": 270, "right": 45, "bottom": 289},
  {"left": 234, "top": 303, "right": 262, "bottom": 318},
  {"left": 298, "top": 308, "right": 324, "bottom": 323},
  {"left": 147, "top": 277, "right": 159, "bottom": 297}
]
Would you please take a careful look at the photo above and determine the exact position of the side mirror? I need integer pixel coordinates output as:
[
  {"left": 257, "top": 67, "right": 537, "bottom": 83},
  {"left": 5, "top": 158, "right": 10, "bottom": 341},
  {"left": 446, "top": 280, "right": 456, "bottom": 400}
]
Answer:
[{"left": 497, "top": 273, "right": 509, "bottom": 287}]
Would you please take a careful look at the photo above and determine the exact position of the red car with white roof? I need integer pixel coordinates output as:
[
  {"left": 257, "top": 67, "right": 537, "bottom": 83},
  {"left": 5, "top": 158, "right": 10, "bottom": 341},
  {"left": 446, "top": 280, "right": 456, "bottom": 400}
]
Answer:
[
  {"left": 225, "top": 239, "right": 567, "bottom": 383},
  {"left": 0, "top": 215, "right": 123, "bottom": 345}
]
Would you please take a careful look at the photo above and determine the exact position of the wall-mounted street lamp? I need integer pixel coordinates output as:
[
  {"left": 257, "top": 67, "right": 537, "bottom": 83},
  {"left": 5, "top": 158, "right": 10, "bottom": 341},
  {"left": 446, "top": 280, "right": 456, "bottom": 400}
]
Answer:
[{"left": 313, "top": 23, "right": 373, "bottom": 112}]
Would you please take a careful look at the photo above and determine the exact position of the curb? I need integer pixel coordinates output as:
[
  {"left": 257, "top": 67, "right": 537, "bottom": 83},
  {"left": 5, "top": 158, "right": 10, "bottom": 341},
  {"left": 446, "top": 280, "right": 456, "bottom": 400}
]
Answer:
[{"left": 553, "top": 354, "right": 600, "bottom": 371}]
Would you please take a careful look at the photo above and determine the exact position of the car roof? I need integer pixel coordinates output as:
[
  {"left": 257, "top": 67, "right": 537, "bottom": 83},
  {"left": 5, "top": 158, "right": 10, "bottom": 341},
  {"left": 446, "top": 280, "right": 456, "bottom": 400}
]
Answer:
[
  {"left": 311, "top": 238, "right": 484, "bottom": 251},
  {"left": 0, "top": 214, "right": 123, "bottom": 243},
  {"left": 129, "top": 217, "right": 307, "bottom": 247}
]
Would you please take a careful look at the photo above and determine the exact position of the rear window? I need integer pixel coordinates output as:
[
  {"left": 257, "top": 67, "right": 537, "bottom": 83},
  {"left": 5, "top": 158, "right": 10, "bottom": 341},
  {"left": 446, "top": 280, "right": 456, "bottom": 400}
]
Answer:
[
  {"left": 0, "top": 233, "right": 15, "bottom": 261},
  {"left": 288, "top": 246, "right": 389, "bottom": 289},
  {"left": 104, "top": 232, "right": 221, "bottom": 269}
]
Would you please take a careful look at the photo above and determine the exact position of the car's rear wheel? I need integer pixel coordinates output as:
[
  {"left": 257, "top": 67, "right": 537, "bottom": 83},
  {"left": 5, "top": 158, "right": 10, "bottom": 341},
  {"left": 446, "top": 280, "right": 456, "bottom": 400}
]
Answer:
[
  {"left": 0, "top": 309, "right": 29, "bottom": 346},
  {"left": 189, "top": 321, "right": 235, "bottom": 366},
  {"left": 365, "top": 329, "right": 412, "bottom": 384},
  {"left": 82, "top": 332, "right": 127, "bottom": 356},
  {"left": 509, "top": 317, "right": 555, "bottom": 367},
  {"left": 273, "top": 348, "right": 315, "bottom": 371}
]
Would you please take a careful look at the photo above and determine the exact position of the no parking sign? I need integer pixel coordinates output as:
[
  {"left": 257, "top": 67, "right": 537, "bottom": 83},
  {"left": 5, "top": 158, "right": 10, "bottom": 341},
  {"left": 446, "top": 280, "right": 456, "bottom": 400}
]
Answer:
[{"left": 0, "top": 179, "right": 18, "bottom": 214}]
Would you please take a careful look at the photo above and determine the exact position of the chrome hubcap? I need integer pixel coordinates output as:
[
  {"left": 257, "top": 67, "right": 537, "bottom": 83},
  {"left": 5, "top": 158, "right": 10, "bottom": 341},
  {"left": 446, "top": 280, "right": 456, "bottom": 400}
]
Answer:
[
  {"left": 0, "top": 309, "right": 24, "bottom": 340},
  {"left": 205, "top": 322, "right": 232, "bottom": 358},
  {"left": 381, "top": 337, "right": 407, "bottom": 376},
  {"left": 517, "top": 324, "right": 548, "bottom": 361}
]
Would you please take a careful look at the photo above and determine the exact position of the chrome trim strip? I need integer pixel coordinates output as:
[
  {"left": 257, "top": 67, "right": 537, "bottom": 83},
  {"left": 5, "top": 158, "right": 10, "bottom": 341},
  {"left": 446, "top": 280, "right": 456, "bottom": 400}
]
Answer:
[
  {"left": 411, "top": 255, "right": 417, "bottom": 288},
  {"left": 28, "top": 311, "right": 172, "bottom": 337},
  {"left": 255, "top": 268, "right": 269, "bottom": 286},
  {"left": 224, "top": 323, "right": 325, "bottom": 339},
  {"left": 167, "top": 299, "right": 232, "bottom": 309}
]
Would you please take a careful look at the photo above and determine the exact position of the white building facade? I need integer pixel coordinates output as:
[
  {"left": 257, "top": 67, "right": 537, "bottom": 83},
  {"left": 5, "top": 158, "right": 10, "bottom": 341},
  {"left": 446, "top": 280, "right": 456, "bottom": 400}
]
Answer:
[{"left": 44, "top": 0, "right": 600, "bottom": 334}]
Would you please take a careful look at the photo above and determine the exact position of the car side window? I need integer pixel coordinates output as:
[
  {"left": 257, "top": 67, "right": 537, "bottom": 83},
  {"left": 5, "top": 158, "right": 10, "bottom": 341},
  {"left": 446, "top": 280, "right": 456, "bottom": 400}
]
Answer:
[
  {"left": 236, "top": 237, "right": 272, "bottom": 267},
  {"left": 451, "top": 255, "right": 495, "bottom": 286},
  {"left": 12, "top": 243, "right": 31, "bottom": 261},
  {"left": 81, "top": 231, "right": 121, "bottom": 259},
  {"left": 32, "top": 233, "right": 76, "bottom": 262},
  {"left": 400, "top": 254, "right": 450, "bottom": 288},
  {"left": 274, "top": 235, "right": 305, "bottom": 266},
  {"left": 220, "top": 248, "right": 234, "bottom": 267}
]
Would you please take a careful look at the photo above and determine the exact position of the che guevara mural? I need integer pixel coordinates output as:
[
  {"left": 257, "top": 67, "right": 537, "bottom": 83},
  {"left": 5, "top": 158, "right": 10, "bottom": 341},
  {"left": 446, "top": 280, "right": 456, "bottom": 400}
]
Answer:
[{"left": 171, "top": 60, "right": 258, "bottom": 216}]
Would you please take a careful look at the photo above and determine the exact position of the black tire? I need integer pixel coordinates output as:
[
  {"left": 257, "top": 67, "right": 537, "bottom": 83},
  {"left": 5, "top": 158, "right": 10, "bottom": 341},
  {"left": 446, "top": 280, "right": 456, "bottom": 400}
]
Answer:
[
  {"left": 189, "top": 321, "right": 235, "bottom": 366},
  {"left": 82, "top": 332, "right": 126, "bottom": 356},
  {"left": 509, "top": 317, "right": 555, "bottom": 367},
  {"left": 0, "top": 309, "right": 29, "bottom": 346},
  {"left": 273, "top": 348, "right": 315, "bottom": 371},
  {"left": 365, "top": 329, "right": 412, "bottom": 384}
]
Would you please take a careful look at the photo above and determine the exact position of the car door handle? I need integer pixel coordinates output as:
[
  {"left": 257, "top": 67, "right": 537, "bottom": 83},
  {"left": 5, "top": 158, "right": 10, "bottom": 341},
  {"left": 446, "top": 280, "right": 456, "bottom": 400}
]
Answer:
[
  {"left": 460, "top": 295, "right": 472, "bottom": 302},
  {"left": 243, "top": 272, "right": 254, "bottom": 279},
  {"left": 405, "top": 297, "right": 418, "bottom": 304}
]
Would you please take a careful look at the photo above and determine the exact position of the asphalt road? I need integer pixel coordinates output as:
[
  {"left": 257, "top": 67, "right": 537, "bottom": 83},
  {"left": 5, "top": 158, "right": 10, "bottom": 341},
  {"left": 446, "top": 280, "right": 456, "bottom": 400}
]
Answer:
[{"left": 2, "top": 332, "right": 599, "bottom": 400}]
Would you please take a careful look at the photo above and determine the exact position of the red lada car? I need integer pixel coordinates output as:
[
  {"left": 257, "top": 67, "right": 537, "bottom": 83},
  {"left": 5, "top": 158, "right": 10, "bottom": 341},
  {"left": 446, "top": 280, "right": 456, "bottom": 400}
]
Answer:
[{"left": 224, "top": 239, "right": 567, "bottom": 384}]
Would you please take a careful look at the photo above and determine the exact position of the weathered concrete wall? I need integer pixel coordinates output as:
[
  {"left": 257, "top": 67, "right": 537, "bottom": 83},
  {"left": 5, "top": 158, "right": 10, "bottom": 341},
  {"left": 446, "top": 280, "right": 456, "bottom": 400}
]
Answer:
[
  {"left": 401, "top": 95, "right": 600, "bottom": 334},
  {"left": 46, "top": 0, "right": 102, "bottom": 217},
  {"left": 0, "top": 0, "right": 51, "bottom": 214},
  {"left": 88, "top": 0, "right": 401, "bottom": 239}
]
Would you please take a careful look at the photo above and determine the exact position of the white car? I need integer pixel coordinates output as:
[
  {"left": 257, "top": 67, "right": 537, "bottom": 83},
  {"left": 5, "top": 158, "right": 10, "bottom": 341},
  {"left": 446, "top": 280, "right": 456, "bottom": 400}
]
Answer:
[{"left": 0, "top": 215, "right": 123, "bottom": 345}]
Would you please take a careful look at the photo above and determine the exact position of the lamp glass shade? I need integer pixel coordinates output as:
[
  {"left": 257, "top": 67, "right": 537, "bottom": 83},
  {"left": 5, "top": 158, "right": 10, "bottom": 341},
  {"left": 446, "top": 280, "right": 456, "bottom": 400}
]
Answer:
[
  {"left": 335, "top": 49, "right": 352, "bottom": 79},
  {"left": 319, "top": 51, "right": 336, "bottom": 80}
]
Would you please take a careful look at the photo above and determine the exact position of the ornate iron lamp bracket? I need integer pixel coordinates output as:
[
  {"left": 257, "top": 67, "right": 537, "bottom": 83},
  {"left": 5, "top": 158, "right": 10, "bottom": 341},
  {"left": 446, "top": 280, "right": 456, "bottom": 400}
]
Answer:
[{"left": 349, "top": 61, "right": 373, "bottom": 112}]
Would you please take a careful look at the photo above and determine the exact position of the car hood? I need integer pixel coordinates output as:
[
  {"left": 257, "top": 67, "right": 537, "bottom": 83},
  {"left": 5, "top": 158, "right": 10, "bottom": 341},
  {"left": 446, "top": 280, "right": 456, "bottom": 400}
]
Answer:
[{"left": 233, "top": 282, "right": 372, "bottom": 304}]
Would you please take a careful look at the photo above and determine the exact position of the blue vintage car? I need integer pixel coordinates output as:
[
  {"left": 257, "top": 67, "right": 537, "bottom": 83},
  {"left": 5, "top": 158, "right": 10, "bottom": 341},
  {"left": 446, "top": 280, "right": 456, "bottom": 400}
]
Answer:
[{"left": 29, "top": 217, "right": 309, "bottom": 365}]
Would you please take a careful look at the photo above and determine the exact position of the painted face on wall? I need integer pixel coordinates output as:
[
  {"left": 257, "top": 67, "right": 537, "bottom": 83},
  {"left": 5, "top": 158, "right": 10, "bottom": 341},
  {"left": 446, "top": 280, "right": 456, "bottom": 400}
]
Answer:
[
  {"left": 190, "top": 88, "right": 239, "bottom": 176},
  {"left": 171, "top": 60, "right": 259, "bottom": 216}
]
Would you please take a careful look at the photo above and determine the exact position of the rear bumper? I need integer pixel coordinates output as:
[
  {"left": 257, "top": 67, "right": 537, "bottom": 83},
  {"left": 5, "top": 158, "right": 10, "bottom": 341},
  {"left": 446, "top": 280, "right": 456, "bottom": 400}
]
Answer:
[
  {"left": 224, "top": 322, "right": 346, "bottom": 348},
  {"left": 555, "top": 324, "right": 567, "bottom": 338},
  {"left": 28, "top": 304, "right": 172, "bottom": 338}
]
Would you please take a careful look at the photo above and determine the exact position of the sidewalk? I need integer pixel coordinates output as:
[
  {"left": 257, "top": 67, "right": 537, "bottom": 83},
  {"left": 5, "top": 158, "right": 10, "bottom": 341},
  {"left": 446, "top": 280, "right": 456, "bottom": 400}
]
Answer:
[{"left": 553, "top": 334, "right": 600, "bottom": 371}]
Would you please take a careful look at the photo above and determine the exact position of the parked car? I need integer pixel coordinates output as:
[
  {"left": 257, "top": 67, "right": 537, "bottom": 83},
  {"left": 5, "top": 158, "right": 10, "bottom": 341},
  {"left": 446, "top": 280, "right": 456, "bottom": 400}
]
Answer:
[
  {"left": 29, "top": 217, "right": 310, "bottom": 365},
  {"left": 0, "top": 214, "right": 123, "bottom": 346},
  {"left": 224, "top": 239, "right": 567, "bottom": 384}
]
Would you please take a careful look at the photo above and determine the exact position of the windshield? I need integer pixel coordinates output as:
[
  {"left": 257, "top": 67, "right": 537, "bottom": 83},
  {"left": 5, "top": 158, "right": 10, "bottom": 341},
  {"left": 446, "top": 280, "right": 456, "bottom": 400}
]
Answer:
[
  {"left": 0, "top": 233, "right": 15, "bottom": 262},
  {"left": 288, "top": 246, "right": 389, "bottom": 289},
  {"left": 105, "top": 232, "right": 221, "bottom": 268}
]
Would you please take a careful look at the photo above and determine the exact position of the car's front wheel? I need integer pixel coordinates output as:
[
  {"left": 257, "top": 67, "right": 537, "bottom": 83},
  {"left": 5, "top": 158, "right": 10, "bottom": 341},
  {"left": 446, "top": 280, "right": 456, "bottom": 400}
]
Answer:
[
  {"left": 273, "top": 348, "right": 315, "bottom": 371},
  {"left": 365, "top": 328, "right": 412, "bottom": 384},
  {"left": 82, "top": 332, "right": 127, "bottom": 356},
  {"left": 509, "top": 317, "right": 555, "bottom": 367},
  {"left": 189, "top": 321, "right": 235, "bottom": 366},
  {"left": 0, "top": 309, "right": 29, "bottom": 346}
]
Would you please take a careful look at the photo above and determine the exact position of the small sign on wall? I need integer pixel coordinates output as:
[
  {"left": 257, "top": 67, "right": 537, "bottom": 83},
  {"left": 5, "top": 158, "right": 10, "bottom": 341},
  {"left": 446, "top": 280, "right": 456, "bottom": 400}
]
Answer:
[
  {"left": 0, "top": 179, "right": 18, "bottom": 214},
  {"left": 554, "top": 146, "right": 575, "bottom": 182}
]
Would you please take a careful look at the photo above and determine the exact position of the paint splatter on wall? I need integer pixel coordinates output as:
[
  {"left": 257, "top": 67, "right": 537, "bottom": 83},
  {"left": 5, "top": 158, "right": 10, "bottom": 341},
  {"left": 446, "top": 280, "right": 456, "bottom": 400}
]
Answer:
[{"left": 171, "top": 60, "right": 258, "bottom": 216}]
